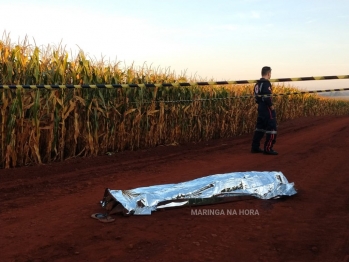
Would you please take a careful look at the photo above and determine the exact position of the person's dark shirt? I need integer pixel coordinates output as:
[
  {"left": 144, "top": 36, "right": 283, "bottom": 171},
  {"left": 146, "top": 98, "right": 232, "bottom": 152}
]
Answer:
[{"left": 254, "top": 78, "right": 272, "bottom": 107}]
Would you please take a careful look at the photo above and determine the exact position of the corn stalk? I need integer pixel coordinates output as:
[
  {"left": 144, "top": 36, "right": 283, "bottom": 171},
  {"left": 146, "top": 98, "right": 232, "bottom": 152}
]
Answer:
[{"left": 1, "top": 33, "right": 349, "bottom": 168}]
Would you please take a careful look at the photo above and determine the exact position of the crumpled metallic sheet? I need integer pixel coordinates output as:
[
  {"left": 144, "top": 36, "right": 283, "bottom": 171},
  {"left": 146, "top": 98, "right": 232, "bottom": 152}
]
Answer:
[{"left": 100, "top": 171, "right": 297, "bottom": 216}]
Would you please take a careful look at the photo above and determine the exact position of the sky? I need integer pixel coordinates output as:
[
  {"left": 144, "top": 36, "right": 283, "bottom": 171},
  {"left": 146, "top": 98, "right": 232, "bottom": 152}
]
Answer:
[{"left": 0, "top": 0, "right": 348, "bottom": 90}]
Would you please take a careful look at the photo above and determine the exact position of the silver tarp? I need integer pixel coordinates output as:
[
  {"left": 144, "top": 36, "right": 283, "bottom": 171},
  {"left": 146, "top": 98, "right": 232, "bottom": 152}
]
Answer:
[{"left": 100, "top": 171, "right": 296, "bottom": 215}]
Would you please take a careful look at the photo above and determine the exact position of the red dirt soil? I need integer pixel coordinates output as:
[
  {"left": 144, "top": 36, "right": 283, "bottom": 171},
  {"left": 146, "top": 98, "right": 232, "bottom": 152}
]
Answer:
[{"left": 1, "top": 116, "right": 349, "bottom": 262}]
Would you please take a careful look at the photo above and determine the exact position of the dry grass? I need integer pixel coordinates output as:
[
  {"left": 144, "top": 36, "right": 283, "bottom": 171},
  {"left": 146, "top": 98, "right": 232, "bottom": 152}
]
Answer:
[{"left": 1, "top": 32, "right": 349, "bottom": 168}]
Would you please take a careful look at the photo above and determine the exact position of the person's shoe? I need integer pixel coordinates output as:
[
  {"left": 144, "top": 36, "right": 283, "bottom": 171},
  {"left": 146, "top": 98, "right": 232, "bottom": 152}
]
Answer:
[
  {"left": 263, "top": 150, "right": 278, "bottom": 155},
  {"left": 251, "top": 148, "right": 263, "bottom": 153}
]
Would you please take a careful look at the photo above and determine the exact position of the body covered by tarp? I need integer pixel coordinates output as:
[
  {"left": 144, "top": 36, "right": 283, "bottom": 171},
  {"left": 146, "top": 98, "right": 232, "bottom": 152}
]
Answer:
[{"left": 100, "top": 171, "right": 296, "bottom": 215}]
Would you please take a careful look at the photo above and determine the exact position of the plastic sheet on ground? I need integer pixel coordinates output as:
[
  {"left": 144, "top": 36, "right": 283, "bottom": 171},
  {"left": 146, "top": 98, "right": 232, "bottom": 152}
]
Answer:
[{"left": 100, "top": 171, "right": 297, "bottom": 215}]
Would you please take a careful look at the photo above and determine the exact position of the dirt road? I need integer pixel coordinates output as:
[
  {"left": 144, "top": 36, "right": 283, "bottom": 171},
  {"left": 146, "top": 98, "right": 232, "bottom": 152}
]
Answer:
[{"left": 1, "top": 115, "right": 348, "bottom": 262}]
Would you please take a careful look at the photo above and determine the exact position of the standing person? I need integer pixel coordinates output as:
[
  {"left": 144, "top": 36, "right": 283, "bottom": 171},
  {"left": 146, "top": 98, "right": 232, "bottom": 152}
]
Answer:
[{"left": 251, "top": 66, "right": 278, "bottom": 155}]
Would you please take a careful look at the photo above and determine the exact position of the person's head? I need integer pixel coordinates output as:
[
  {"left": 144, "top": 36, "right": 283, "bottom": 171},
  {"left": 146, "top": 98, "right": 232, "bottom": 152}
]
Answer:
[{"left": 261, "top": 66, "right": 272, "bottom": 79}]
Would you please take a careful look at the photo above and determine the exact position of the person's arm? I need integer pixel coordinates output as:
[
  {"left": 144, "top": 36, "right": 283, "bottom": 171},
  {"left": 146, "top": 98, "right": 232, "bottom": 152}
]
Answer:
[{"left": 262, "top": 82, "right": 273, "bottom": 109}]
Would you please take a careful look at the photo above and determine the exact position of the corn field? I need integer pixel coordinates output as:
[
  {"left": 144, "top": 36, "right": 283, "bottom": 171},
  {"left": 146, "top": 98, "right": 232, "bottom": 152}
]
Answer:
[{"left": 1, "top": 33, "right": 349, "bottom": 168}]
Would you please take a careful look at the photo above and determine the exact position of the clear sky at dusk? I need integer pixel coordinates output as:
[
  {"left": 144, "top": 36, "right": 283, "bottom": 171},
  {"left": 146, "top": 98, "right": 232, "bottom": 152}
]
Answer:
[{"left": 1, "top": 0, "right": 348, "bottom": 89}]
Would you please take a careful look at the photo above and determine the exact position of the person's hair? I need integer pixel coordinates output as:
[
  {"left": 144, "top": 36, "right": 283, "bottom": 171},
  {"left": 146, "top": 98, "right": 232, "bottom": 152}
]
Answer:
[{"left": 261, "top": 66, "right": 271, "bottom": 76}]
